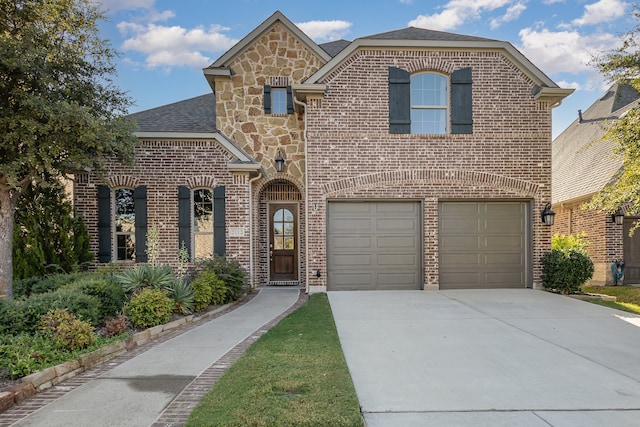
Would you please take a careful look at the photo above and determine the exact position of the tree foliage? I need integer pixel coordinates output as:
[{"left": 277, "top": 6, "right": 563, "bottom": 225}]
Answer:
[
  {"left": 12, "top": 180, "right": 93, "bottom": 280},
  {"left": 587, "top": 7, "right": 640, "bottom": 216},
  {"left": 0, "top": 0, "right": 137, "bottom": 298}
]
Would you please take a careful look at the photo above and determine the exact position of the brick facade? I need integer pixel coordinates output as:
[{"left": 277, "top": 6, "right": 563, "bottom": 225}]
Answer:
[{"left": 76, "top": 12, "right": 567, "bottom": 291}]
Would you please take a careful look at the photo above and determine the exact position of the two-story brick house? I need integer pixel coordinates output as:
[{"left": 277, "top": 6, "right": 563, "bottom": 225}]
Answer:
[{"left": 74, "top": 11, "right": 573, "bottom": 292}]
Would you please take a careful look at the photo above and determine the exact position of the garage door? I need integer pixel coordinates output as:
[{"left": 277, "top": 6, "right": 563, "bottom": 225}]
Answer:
[
  {"left": 439, "top": 201, "right": 530, "bottom": 289},
  {"left": 327, "top": 201, "right": 422, "bottom": 291}
]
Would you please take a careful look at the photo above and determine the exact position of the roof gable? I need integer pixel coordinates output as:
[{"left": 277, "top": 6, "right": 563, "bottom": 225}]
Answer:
[
  {"left": 365, "top": 27, "right": 496, "bottom": 42},
  {"left": 552, "top": 83, "right": 640, "bottom": 204},
  {"left": 206, "top": 10, "right": 331, "bottom": 69}
]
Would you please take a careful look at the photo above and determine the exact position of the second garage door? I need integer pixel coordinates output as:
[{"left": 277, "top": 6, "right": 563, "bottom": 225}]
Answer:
[
  {"left": 439, "top": 201, "right": 530, "bottom": 289},
  {"left": 327, "top": 201, "right": 422, "bottom": 291}
]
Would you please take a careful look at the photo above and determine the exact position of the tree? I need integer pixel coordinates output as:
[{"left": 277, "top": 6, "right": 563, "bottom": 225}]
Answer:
[
  {"left": 13, "top": 180, "right": 94, "bottom": 279},
  {"left": 587, "top": 7, "right": 640, "bottom": 217},
  {"left": 0, "top": 0, "right": 137, "bottom": 299}
]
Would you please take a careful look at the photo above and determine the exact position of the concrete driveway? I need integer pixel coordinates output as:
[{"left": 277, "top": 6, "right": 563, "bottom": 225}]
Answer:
[{"left": 328, "top": 289, "right": 640, "bottom": 427}]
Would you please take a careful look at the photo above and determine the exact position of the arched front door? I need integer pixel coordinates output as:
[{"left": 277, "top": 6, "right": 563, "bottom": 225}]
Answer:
[{"left": 269, "top": 204, "right": 298, "bottom": 281}]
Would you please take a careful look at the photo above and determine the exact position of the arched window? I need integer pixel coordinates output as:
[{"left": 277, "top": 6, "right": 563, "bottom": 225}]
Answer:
[
  {"left": 410, "top": 72, "right": 448, "bottom": 134},
  {"left": 193, "top": 188, "right": 214, "bottom": 260}
]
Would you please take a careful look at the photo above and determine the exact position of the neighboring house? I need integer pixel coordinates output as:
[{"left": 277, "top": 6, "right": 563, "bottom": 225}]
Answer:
[
  {"left": 552, "top": 83, "right": 640, "bottom": 285},
  {"left": 74, "top": 11, "right": 573, "bottom": 292}
]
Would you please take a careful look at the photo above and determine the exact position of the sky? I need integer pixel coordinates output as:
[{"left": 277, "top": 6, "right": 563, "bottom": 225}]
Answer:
[{"left": 97, "top": 0, "right": 636, "bottom": 139}]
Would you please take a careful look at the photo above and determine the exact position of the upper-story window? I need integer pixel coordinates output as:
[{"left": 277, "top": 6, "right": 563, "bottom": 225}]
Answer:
[
  {"left": 410, "top": 73, "right": 448, "bottom": 134},
  {"left": 264, "top": 80, "right": 294, "bottom": 115},
  {"left": 389, "top": 66, "right": 473, "bottom": 135}
]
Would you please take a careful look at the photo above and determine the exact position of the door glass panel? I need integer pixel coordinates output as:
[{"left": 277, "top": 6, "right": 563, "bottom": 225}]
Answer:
[{"left": 273, "top": 208, "right": 295, "bottom": 250}]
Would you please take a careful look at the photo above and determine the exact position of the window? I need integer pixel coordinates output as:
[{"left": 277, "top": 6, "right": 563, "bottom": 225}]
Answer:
[
  {"left": 273, "top": 208, "right": 295, "bottom": 250},
  {"left": 411, "top": 73, "right": 448, "bottom": 134},
  {"left": 193, "top": 188, "right": 213, "bottom": 260},
  {"left": 178, "top": 185, "right": 226, "bottom": 261},
  {"left": 114, "top": 188, "right": 135, "bottom": 261},
  {"left": 264, "top": 85, "right": 294, "bottom": 114},
  {"left": 389, "top": 66, "right": 473, "bottom": 135}
]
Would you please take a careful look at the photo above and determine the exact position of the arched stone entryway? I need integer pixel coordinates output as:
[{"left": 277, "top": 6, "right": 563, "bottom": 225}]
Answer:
[{"left": 256, "top": 178, "right": 305, "bottom": 286}]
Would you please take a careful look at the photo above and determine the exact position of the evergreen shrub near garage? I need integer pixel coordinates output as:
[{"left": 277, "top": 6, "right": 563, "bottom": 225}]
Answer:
[{"left": 542, "top": 233, "right": 594, "bottom": 294}]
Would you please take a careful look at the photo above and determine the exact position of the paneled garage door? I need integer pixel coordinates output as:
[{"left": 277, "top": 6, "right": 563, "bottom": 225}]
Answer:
[
  {"left": 327, "top": 201, "right": 422, "bottom": 291},
  {"left": 439, "top": 201, "right": 530, "bottom": 289}
]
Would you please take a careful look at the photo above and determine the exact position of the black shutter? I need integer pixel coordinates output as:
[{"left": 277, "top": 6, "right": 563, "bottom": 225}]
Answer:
[
  {"left": 264, "top": 85, "right": 272, "bottom": 114},
  {"left": 451, "top": 67, "right": 473, "bottom": 134},
  {"left": 178, "top": 186, "right": 191, "bottom": 260},
  {"left": 134, "top": 186, "right": 147, "bottom": 263},
  {"left": 389, "top": 67, "right": 411, "bottom": 134},
  {"left": 97, "top": 185, "right": 111, "bottom": 263},
  {"left": 213, "top": 186, "right": 226, "bottom": 256},
  {"left": 286, "top": 85, "right": 294, "bottom": 114}
]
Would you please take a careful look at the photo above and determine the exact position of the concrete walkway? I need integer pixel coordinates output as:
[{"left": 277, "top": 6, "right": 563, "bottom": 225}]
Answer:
[
  {"left": 329, "top": 289, "right": 640, "bottom": 427},
  {"left": 9, "top": 287, "right": 301, "bottom": 427}
]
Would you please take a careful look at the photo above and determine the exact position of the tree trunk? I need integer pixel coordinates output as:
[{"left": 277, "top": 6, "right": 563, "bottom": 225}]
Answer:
[{"left": 0, "top": 187, "right": 17, "bottom": 299}]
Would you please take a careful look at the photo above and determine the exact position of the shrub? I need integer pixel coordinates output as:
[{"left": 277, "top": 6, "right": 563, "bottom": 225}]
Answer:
[
  {"left": 39, "top": 309, "right": 95, "bottom": 351},
  {"left": 541, "top": 249, "right": 595, "bottom": 294},
  {"left": 68, "top": 277, "right": 126, "bottom": 323},
  {"left": 116, "top": 264, "right": 176, "bottom": 294},
  {"left": 191, "top": 275, "right": 213, "bottom": 312},
  {"left": 0, "top": 299, "right": 27, "bottom": 336},
  {"left": 18, "top": 287, "right": 101, "bottom": 332},
  {"left": 124, "top": 288, "right": 174, "bottom": 328},
  {"left": 104, "top": 314, "right": 130, "bottom": 338},
  {"left": 168, "top": 281, "right": 195, "bottom": 314},
  {"left": 197, "top": 256, "right": 248, "bottom": 302}
]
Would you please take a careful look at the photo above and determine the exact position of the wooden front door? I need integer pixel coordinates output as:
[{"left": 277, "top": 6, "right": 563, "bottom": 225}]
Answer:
[
  {"left": 623, "top": 218, "right": 640, "bottom": 284},
  {"left": 269, "top": 204, "right": 298, "bottom": 281}
]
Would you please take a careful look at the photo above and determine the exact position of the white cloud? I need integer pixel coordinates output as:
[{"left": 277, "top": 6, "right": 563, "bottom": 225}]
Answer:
[
  {"left": 490, "top": 2, "right": 527, "bottom": 29},
  {"left": 296, "top": 20, "right": 352, "bottom": 42},
  {"left": 518, "top": 27, "right": 619, "bottom": 74},
  {"left": 409, "top": 0, "right": 514, "bottom": 31},
  {"left": 572, "top": 0, "right": 629, "bottom": 26},
  {"left": 98, "top": 0, "right": 155, "bottom": 13},
  {"left": 118, "top": 22, "right": 238, "bottom": 69},
  {"left": 555, "top": 80, "right": 582, "bottom": 90}
]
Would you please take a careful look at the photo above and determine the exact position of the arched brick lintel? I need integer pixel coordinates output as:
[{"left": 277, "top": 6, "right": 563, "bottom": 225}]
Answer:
[{"left": 321, "top": 169, "right": 540, "bottom": 198}]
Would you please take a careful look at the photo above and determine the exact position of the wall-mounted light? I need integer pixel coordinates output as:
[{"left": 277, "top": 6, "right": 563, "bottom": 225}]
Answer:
[
  {"left": 613, "top": 207, "right": 625, "bottom": 225},
  {"left": 315, "top": 269, "right": 321, "bottom": 278},
  {"left": 541, "top": 203, "right": 555, "bottom": 226},
  {"left": 275, "top": 149, "right": 285, "bottom": 173}
]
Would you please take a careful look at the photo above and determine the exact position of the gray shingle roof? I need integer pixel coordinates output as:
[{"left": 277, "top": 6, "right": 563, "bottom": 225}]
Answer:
[
  {"left": 128, "top": 93, "right": 216, "bottom": 132},
  {"left": 363, "top": 27, "right": 497, "bottom": 42},
  {"left": 319, "top": 39, "right": 351, "bottom": 57},
  {"left": 552, "top": 83, "right": 640, "bottom": 204}
]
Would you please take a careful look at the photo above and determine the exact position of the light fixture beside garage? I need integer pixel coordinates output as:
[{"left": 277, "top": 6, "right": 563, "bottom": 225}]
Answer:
[
  {"left": 541, "top": 203, "right": 555, "bottom": 226},
  {"left": 613, "top": 208, "right": 625, "bottom": 225},
  {"left": 275, "top": 149, "right": 285, "bottom": 173}
]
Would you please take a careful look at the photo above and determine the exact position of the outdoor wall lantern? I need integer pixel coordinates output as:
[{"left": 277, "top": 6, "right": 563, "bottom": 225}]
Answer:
[
  {"left": 274, "top": 149, "right": 285, "bottom": 173},
  {"left": 541, "top": 203, "right": 555, "bottom": 226},
  {"left": 613, "top": 208, "right": 625, "bottom": 225}
]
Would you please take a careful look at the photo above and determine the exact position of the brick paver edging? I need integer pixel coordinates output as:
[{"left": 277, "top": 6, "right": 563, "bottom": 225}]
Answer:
[
  {"left": 0, "top": 289, "right": 281, "bottom": 427},
  {"left": 152, "top": 289, "right": 308, "bottom": 426}
]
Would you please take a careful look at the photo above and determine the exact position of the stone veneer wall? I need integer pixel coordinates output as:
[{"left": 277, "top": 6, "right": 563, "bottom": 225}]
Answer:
[{"left": 303, "top": 49, "right": 554, "bottom": 290}]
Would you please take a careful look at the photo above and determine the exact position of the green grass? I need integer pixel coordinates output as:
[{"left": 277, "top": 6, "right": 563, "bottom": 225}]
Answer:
[
  {"left": 581, "top": 285, "right": 640, "bottom": 315},
  {"left": 186, "top": 294, "right": 364, "bottom": 427}
]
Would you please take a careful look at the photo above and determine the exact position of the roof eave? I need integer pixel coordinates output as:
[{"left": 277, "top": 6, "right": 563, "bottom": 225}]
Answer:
[
  {"left": 535, "top": 87, "right": 575, "bottom": 108},
  {"left": 203, "top": 68, "right": 232, "bottom": 92}
]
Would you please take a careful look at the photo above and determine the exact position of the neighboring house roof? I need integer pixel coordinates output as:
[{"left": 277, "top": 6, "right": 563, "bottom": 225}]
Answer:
[
  {"left": 552, "top": 83, "right": 640, "bottom": 205},
  {"left": 128, "top": 94, "right": 216, "bottom": 132}
]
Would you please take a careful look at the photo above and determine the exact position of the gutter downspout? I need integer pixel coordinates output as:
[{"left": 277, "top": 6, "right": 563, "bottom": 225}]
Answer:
[
  {"left": 293, "top": 95, "right": 309, "bottom": 294},
  {"left": 248, "top": 171, "right": 263, "bottom": 289}
]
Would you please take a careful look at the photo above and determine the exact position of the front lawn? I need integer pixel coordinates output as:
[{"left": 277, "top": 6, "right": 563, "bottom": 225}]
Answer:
[
  {"left": 186, "top": 293, "right": 364, "bottom": 427},
  {"left": 581, "top": 285, "right": 640, "bottom": 315}
]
